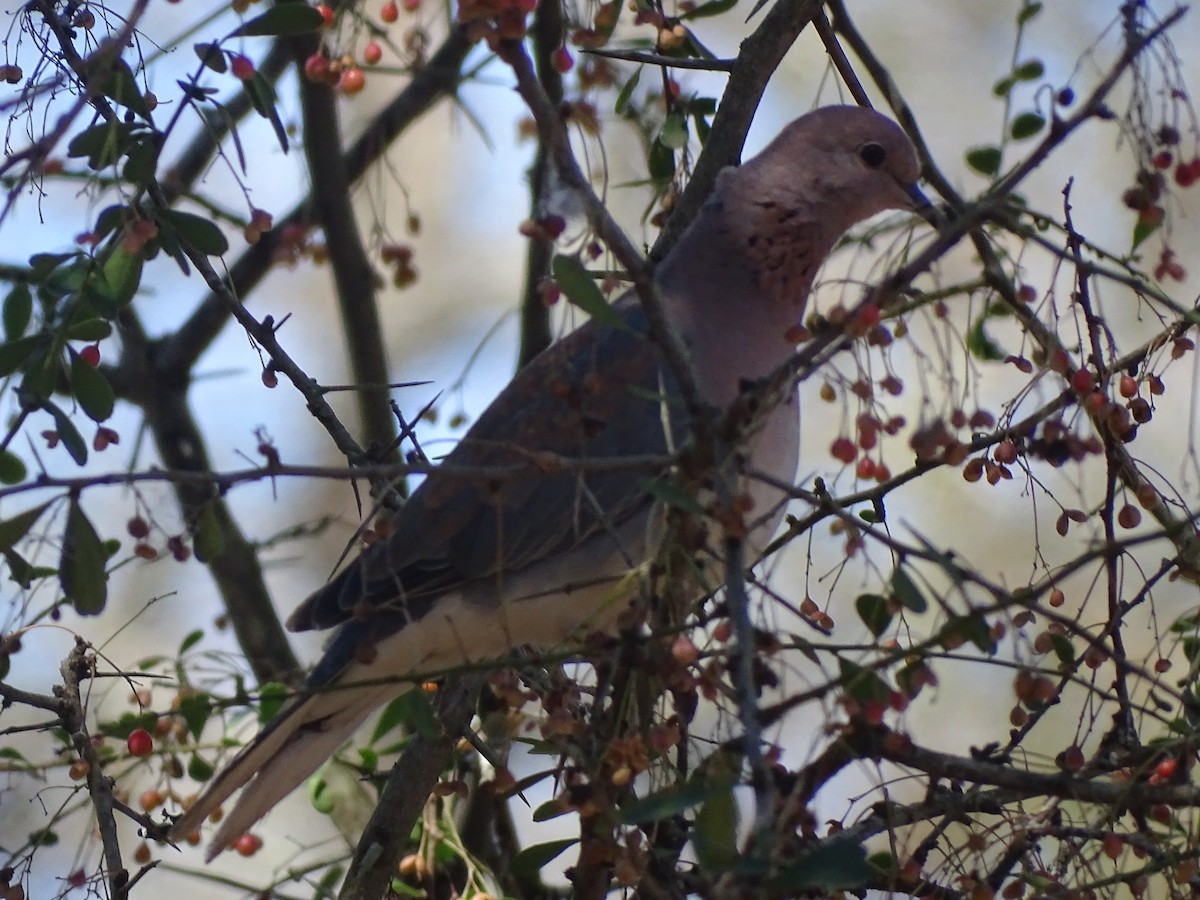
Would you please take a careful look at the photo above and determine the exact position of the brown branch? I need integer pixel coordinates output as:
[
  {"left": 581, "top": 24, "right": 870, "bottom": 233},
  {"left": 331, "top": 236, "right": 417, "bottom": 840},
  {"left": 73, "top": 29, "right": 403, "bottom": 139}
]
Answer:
[
  {"left": 289, "top": 33, "right": 399, "bottom": 461},
  {"left": 338, "top": 676, "right": 482, "bottom": 900},
  {"left": 58, "top": 639, "right": 129, "bottom": 899},
  {"left": 516, "top": 0, "right": 566, "bottom": 368}
]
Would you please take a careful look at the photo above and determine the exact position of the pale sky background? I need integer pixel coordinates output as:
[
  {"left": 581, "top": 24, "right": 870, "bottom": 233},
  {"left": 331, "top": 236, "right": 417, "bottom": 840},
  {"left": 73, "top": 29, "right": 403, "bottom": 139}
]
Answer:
[{"left": 3, "top": 0, "right": 1200, "bottom": 895}]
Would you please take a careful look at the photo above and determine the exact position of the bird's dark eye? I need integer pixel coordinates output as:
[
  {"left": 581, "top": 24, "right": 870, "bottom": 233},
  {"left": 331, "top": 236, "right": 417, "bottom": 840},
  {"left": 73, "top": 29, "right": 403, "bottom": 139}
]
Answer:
[{"left": 859, "top": 142, "right": 887, "bottom": 168}]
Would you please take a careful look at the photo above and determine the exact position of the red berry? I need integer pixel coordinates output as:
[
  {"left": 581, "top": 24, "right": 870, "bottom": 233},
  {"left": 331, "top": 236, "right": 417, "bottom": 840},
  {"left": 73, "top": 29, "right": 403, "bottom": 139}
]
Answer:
[
  {"left": 80, "top": 343, "right": 101, "bottom": 367},
  {"left": 1070, "top": 368, "right": 1094, "bottom": 394},
  {"left": 127, "top": 728, "right": 153, "bottom": 758},
  {"left": 551, "top": 46, "right": 574, "bottom": 73},
  {"left": 1117, "top": 504, "right": 1142, "bottom": 530},
  {"left": 830, "top": 436, "right": 857, "bottom": 464},
  {"left": 1153, "top": 150, "right": 1172, "bottom": 169},
  {"left": 993, "top": 439, "right": 1018, "bottom": 465},
  {"left": 127, "top": 516, "right": 150, "bottom": 539},
  {"left": 315, "top": 3, "right": 334, "bottom": 27},
  {"left": 230, "top": 54, "right": 255, "bottom": 81},
  {"left": 234, "top": 833, "right": 263, "bottom": 856},
  {"left": 303, "top": 52, "right": 330, "bottom": 83},
  {"left": 1175, "top": 159, "right": 1197, "bottom": 188},
  {"left": 340, "top": 67, "right": 365, "bottom": 94},
  {"left": 1155, "top": 757, "right": 1178, "bottom": 780},
  {"left": 363, "top": 41, "right": 383, "bottom": 65},
  {"left": 381, "top": 0, "right": 399, "bottom": 21},
  {"left": 1118, "top": 374, "right": 1137, "bottom": 398}
]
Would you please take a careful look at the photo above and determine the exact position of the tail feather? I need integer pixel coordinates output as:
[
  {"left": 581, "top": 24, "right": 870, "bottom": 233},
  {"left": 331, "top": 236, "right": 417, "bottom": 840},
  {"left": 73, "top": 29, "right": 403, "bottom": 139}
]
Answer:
[{"left": 168, "top": 683, "right": 397, "bottom": 859}]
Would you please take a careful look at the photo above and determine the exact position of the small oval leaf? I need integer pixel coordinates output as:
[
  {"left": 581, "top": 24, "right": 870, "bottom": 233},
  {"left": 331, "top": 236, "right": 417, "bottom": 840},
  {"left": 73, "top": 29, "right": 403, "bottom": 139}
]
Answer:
[
  {"left": 551, "top": 255, "right": 628, "bottom": 331},
  {"left": 965, "top": 146, "right": 1002, "bottom": 176},
  {"left": 1010, "top": 111, "right": 1046, "bottom": 140},
  {"left": 855, "top": 593, "right": 892, "bottom": 638},
  {"left": 157, "top": 209, "right": 229, "bottom": 257},
  {"left": 511, "top": 839, "right": 578, "bottom": 879},
  {"left": 0, "top": 335, "right": 43, "bottom": 377},
  {"left": 60, "top": 498, "right": 108, "bottom": 615},
  {"left": 1013, "top": 59, "right": 1045, "bottom": 81},
  {"left": 0, "top": 450, "right": 26, "bottom": 485},
  {"left": 4, "top": 284, "right": 32, "bottom": 339},
  {"left": 45, "top": 401, "right": 89, "bottom": 465},
  {"left": 70, "top": 349, "right": 115, "bottom": 422}
]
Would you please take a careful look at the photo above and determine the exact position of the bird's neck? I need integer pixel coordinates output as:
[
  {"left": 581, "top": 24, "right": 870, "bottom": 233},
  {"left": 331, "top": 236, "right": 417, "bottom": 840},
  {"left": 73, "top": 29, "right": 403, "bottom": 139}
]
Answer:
[{"left": 655, "top": 191, "right": 832, "bottom": 407}]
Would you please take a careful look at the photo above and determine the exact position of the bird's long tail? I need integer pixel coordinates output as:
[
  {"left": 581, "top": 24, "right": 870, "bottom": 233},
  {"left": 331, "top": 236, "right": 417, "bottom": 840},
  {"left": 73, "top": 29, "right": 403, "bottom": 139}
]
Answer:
[{"left": 168, "top": 682, "right": 397, "bottom": 861}]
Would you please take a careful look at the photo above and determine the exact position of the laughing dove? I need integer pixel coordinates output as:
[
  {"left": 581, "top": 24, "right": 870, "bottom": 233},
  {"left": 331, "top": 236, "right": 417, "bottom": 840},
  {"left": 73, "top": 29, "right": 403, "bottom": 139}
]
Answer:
[{"left": 170, "top": 105, "right": 925, "bottom": 856}]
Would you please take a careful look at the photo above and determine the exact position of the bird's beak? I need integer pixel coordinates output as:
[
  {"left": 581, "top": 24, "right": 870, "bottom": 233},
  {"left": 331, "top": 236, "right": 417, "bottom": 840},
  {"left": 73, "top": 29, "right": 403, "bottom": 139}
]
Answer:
[{"left": 906, "top": 183, "right": 947, "bottom": 229}]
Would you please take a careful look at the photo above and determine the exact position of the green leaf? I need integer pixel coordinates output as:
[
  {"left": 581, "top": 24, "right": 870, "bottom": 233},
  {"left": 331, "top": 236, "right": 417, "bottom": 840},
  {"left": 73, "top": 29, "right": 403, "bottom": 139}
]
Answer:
[
  {"left": 1017, "top": 1, "right": 1043, "bottom": 24},
  {"left": 98, "top": 710, "right": 157, "bottom": 739},
  {"left": 194, "top": 41, "right": 227, "bottom": 73},
  {"left": 157, "top": 209, "right": 229, "bottom": 257},
  {"left": 618, "top": 781, "right": 717, "bottom": 825},
  {"left": 28, "top": 252, "right": 76, "bottom": 282},
  {"left": 0, "top": 502, "right": 49, "bottom": 551},
  {"left": 511, "top": 839, "right": 577, "bottom": 879},
  {"left": 991, "top": 76, "right": 1015, "bottom": 98},
  {"left": 45, "top": 401, "right": 88, "bottom": 466},
  {"left": 967, "top": 317, "right": 1005, "bottom": 361},
  {"left": 614, "top": 66, "right": 642, "bottom": 117},
  {"left": 258, "top": 681, "right": 288, "bottom": 724},
  {"left": 1013, "top": 59, "right": 1045, "bottom": 81},
  {"left": 838, "top": 659, "right": 890, "bottom": 705},
  {"left": 890, "top": 567, "right": 928, "bottom": 614},
  {"left": 0, "top": 335, "right": 45, "bottom": 377},
  {"left": 60, "top": 498, "right": 108, "bottom": 615},
  {"left": 87, "top": 55, "right": 149, "bottom": 118},
  {"left": 551, "top": 255, "right": 628, "bottom": 330},
  {"left": 243, "top": 72, "right": 289, "bottom": 152},
  {"left": 942, "top": 613, "right": 996, "bottom": 654},
  {"left": 965, "top": 146, "right": 1002, "bottom": 176},
  {"left": 693, "top": 752, "right": 739, "bottom": 872},
  {"left": 179, "top": 629, "right": 205, "bottom": 654},
  {"left": 1048, "top": 633, "right": 1075, "bottom": 666},
  {"left": 532, "top": 799, "right": 570, "bottom": 822},
  {"left": 65, "top": 318, "right": 114, "bottom": 342},
  {"left": 768, "top": 836, "right": 871, "bottom": 891},
  {"left": 234, "top": 4, "right": 325, "bottom": 36},
  {"left": 1010, "top": 111, "right": 1046, "bottom": 140},
  {"left": 122, "top": 137, "right": 159, "bottom": 186},
  {"left": 178, "top": 691, "right": 212, "bottom": 739},
  {"left": 192, "top": 501, "right": 226, "bottom": 562},
  {"left": 4, "top": 283, "right": 32, "bottom": 339},
  {"left": 309, "top": 775, "right": 336, "bottom": 813},
  {"left": 69, "top": 348, "right": 115, "bottom": 422},
  {"left": 29, "top": 829, "right": 59, "bottom": 847},
  {"left": 659, "top": 113, "right": 689, "bottom": 150},
  {"left": 648, "top": 137, "right": 674, "bottom": 183},
  {"left": 855, "top": 593, "right": 892, "bottom": 638},
  {"left": 188, "top": 753, "right": 214, "bottom": 782},
  {"left": 1131, "top": 212, "right": 1162, "bottom": 251},
  {"left": 371, "top": 693, "right": 415, "bottom": 745},
  {"left": 0, "top": 450, "right": 26, "bottom": 485},
  {"left": 394, "top": 688, "right": 440, "bottom": 739},
  {"left": 357, "top": 746, "right": 378, "bottom": 773}
]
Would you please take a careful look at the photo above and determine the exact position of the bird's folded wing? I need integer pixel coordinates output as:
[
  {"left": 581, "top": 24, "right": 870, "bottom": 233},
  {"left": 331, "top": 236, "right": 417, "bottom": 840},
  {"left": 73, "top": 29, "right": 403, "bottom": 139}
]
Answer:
[{"left": 288, "top": 298, "right": 688, "bottom": 644}]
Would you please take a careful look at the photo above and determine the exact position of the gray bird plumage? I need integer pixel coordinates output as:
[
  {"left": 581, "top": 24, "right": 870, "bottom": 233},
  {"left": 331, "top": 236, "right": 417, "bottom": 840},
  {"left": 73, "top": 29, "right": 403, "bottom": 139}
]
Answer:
[{"left": 169, "top": 105, "right": 925, "bottom": 858}]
